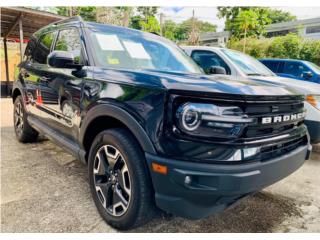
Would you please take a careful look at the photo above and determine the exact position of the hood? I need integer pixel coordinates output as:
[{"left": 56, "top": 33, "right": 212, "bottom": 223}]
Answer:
[
  {"left": 250, "top": 76, "right": 320, "bottom": 96},
  {"left": 94, "top": 68, "right": 301, "bottom": 97}
]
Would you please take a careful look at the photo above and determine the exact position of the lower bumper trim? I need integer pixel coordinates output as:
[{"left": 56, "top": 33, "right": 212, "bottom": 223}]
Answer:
[{"left": 146, "top": 144, "right": 309, "bottom": 219}]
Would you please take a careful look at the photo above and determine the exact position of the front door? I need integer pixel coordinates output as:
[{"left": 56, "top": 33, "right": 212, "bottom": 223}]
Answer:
[{"left": 38, "top": 27, "right": 87, "bottom": 141}]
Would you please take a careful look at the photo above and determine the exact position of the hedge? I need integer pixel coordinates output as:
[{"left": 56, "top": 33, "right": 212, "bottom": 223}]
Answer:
[{"left": 227, "top": 33, "right": 320, "bottom": 66}]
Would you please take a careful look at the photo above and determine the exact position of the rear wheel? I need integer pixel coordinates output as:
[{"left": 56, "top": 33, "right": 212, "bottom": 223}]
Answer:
[
  {"left": 13, "top": 95, "right": 38, "bottom": 143},
  {"left": 88, "top": 128, "right": 155, "bottom": 230}
]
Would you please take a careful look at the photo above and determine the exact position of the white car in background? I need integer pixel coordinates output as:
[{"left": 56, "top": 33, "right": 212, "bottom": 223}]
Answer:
[{"left": 183, "top": 46, "right": 320, "bottom": 143}]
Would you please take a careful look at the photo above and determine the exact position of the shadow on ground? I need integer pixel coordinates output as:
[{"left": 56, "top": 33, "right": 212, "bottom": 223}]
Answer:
[{"left": 133, "top": 192, "right": 301, "bottom": 233}]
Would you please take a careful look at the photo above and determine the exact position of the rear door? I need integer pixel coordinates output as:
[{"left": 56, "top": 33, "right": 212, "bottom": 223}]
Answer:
[{"left": 19, "top": 32, "right": 56, "bottom": 118}]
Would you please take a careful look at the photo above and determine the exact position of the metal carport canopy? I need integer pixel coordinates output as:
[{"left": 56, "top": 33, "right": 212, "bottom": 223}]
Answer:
[{"left": 1, "top": 7, "right": 67, "bottom": 94}]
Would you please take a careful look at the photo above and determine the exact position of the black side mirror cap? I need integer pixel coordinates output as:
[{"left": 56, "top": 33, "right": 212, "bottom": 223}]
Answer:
[
  {"left": 209, "top": 66, "right": 227, "bottom": 75},
  {"left": 48, "top": 51, "right": 82, "bottom": 69}
]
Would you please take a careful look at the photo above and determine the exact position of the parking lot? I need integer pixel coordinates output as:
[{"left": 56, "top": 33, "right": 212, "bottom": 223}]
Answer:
[{"left": 1, "top": 98, "right": 320, "bottom": 232}]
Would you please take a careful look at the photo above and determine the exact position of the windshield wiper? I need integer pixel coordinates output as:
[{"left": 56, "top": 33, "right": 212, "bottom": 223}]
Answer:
[{"left": 247, "top": 73, "right": 269, "bottom": 76}]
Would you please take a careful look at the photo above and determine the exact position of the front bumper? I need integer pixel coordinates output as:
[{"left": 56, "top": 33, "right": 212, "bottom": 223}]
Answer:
[{"left": 146, "top": 144, "right": 311, "bottom": 219}]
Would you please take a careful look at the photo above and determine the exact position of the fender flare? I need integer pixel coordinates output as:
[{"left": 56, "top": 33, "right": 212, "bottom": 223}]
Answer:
[{"left": 79, "top": 104, "right": 156, "bottom": 154}]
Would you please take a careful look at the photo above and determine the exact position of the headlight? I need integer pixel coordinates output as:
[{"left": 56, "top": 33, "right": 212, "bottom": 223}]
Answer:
[
  {"left": 175, "top": 103, "right": 254, "bottom": 138},
  {"left": 306, "top": 95, "right": 320, "bottom": 110}
]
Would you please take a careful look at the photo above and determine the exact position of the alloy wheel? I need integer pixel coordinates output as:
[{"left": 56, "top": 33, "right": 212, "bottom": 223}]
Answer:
[
  {"left": 14, "top": 101, "right": 24, "bottom": 134},
  {"left": 93, "top": 144, "right": 131, "bottom": 217}
]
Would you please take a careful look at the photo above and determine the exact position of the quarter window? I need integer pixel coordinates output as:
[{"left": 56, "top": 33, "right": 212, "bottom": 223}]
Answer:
[{"left": 54, "top": 28, "right": 82, "bottom": 64}]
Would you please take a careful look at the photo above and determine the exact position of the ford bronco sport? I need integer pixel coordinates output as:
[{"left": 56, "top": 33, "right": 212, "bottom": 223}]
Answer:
[{"left": 12, "top": 17, "right": 312, "bottom": 230}]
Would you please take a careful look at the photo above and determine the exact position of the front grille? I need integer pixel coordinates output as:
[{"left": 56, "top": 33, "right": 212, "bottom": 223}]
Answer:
[
  {"left": 259, "top": 136, "right": 307, "bottom": 161},
  {"left": 242, "top": 101, "right": 305, "bottom": 138},
  {"left": 243, "top": 135, "right": 308, "bottom": 162}
]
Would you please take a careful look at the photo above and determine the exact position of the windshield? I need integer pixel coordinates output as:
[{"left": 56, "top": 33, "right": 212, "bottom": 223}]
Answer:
[
  {"left": 88, "top": 29, "right": 202, "bottom": 74},
  {"left": 221, "top": 49, "right": 275, "bottom": 76},
  {"left": 305, "top": 61, "right": 320, "bottom": 74}
]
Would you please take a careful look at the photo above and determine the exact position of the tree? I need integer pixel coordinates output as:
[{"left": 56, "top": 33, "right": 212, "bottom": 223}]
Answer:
[
  {"left": 137, "top": 7, "right": 158, "bottom": 18},
  {"left": 140, "top": 16, "right": 161, "bottom": 34},
  {"left": 163, "top": 20, "right": 178, "bottom": 41},
  {"left": 175, "top": 18, "right": 217, "bottom": 41},
  {"left": 234, "top": 10, "right": 259, "bottom": 52},
  {"left": 129, "top": 7, "right": 160, "bottom": 34},
  {"left": 96, "top": 7, "right": 133, "bottom": 27},
  {"left": 217, "top": 7, "right": 296, "bottom": 38},
  {"left": 56, "top": 6, "right": 96, "bottom": 21},
  {"left": 265, "top": 9, "right": 296, "bottom": 24},
  {"left": 129, "top": 15, "right": 143, "bottom": 30}
]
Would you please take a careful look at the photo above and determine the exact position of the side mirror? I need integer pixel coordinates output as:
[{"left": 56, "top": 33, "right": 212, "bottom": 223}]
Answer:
[
  {"left": 302, "top": 71, "right": 313, "bottom": 79},
  {"left": 48, "top": 51, "right": 82, "bottom": 69},
  {"left": 209, "top": 66, "right": 227, "bottom": 75}
]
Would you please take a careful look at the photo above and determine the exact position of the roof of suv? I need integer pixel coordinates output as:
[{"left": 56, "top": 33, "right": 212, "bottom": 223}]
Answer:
[{"left": 34, "top": 16, "right": 165, "bottom": 42}]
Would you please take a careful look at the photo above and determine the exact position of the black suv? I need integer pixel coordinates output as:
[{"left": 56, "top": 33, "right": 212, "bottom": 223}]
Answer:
[{"left": 13, "top": 17, "right": 312, "bottom": 230}]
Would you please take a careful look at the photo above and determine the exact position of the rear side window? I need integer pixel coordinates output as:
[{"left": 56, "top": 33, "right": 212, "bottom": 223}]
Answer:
[
  {"left": 54, "top": 28, "right": 82, "bottom": 64},
  {"left": 262, "top": 61, "right": 279, "bottom": 73},
  {"left": 191, "top": 50, "right": 231, "bottom": 74},
  {"left": 23, "top": 37, "right": 37, "bottom": 62},
  {"left": 33, "top": 31, "right": 56, "bottom": 64}
]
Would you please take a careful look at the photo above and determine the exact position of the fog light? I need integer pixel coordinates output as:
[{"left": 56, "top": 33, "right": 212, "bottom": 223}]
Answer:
[
  {"left": 227, "top": 149, "right": 242, "bottom": 161},
  {"left": 185, "top": 176, "right": 192, "bottom": 184},
  {"left": 243, "top": 147, "right": 260, "bottom": 159}
]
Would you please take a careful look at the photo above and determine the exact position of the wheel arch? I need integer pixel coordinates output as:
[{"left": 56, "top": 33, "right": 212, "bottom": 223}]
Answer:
[
  {"left": 80, "top": 104, "right": 156, "bottom": 161},
  {"left": 12, "top": 87, "right": 22, "bottom": 103}
]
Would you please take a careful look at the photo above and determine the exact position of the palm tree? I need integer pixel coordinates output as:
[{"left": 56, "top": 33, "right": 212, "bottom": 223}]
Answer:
[{"left": 235, "top": 10, "right": 259, "bottom": 53}]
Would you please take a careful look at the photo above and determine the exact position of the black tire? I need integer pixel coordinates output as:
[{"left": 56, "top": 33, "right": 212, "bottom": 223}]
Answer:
[
  {"left": 13, "top": 95, "right": 38, "bottom": 143},
  {"left": 88, "top": 128, "right": 156, "bottom": 230}
]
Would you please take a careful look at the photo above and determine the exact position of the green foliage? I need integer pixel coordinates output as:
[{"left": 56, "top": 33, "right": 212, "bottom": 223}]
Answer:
[
  {"left": 218, "top": 7, "right": 296, "bottom": 39},
  {"left": 265, "top": 9, "right": 297, "bottom": 24},
  {"left": 173, "top": 18, "right": 217, "bottom": 41},
  {"left": 162, "top": 20, "right": 178, "bottom": 41},
  {"left": 129, "top": 16, "right": 143, "bottom": 30},
  {"left": 228, "top": 34, "right": 320, "bottom": 65},
  {"left": 129, "top": 7, "right": 160, "bottom": 34},
  {"left": 268, "top": 33, "right": 301, "bottom": 59},
  {"left": 234, "top": 10, "right": 259, "bottom": 37},
  {"left": 56, "top": 6, "right": 97, "bottom": 21},
  {"left": 137, "top": 7, "right": 158, "bottom": 18},
  {"left": 140, "top": 16, "right": 161, "bottom": 34},
  {"left": 300, "top": 39, "right": 320, "bottom": 65}
]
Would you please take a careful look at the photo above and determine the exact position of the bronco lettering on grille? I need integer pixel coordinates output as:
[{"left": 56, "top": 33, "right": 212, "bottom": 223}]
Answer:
[{"left": 261, "top": 112, "right": 305, "bottom": 124}]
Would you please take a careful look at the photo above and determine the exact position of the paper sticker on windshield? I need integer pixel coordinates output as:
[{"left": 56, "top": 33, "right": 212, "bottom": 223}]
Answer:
[
  {"left": 95, "top": 34, "right": 124, "bottom": 51},
  {"left": 107, "top": 58, "right": 120, "bottom": 65},
  {"left": 123, "top": 41, "right": 151, "bottom": 60}
]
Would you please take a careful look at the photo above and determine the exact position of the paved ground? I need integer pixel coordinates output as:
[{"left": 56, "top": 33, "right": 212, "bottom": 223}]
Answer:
[{"left": 1, "top": 98, "right": 320, "bottom": 232}]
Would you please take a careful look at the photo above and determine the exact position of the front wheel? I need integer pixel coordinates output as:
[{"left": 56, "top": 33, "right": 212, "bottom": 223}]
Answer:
[{"left": 88, "top": 128, "right": 155, "bottom": 230}]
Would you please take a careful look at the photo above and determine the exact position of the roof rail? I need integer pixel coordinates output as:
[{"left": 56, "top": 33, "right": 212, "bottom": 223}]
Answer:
[{"left": 51, "top": 16, "right": 83, "bottom": 26}]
